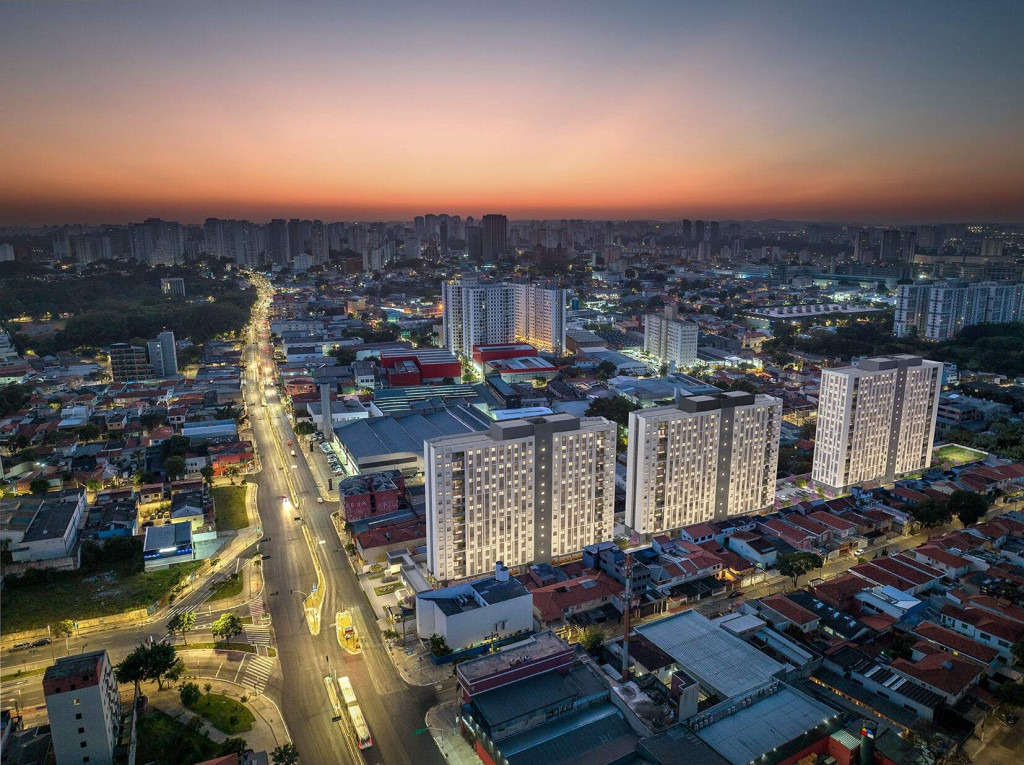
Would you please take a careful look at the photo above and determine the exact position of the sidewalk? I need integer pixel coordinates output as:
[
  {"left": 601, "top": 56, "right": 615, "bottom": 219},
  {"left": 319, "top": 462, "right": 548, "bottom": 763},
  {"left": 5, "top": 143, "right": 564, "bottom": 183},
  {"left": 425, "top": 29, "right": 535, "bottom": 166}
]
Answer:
[
  {"left": 425, "top": 701, "right": 481, "bottom": 765},
  {"left": 384, "top": 636, "right": 455, "bottom": 688},
  {"left": 146, "top": 676, "right": 290, "bottom": 751}
]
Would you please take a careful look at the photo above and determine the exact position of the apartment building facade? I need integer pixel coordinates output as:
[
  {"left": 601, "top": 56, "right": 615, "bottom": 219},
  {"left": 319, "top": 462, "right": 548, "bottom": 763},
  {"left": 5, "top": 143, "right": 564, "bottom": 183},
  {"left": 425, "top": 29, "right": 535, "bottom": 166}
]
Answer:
[
  {"left": 643, "top": 307, "right": 698, "bottom": 371},
  {"left": 812, "top": 355, "right": 942, "bottom": 492},
  {"left": 894, "top": 281, "right": 1024, "bottom": 340},
  {"left": 43, "top": 650, "right": 121, "bottom": 765},
  {"left": 442, "top": 279, "right": 566, "bottom": 358},
  {"left": 625, "top": 391, "right": 782, "bottom": 536},
  {"left": 425, "top": 414, "right": 615, "bottom": 582}
]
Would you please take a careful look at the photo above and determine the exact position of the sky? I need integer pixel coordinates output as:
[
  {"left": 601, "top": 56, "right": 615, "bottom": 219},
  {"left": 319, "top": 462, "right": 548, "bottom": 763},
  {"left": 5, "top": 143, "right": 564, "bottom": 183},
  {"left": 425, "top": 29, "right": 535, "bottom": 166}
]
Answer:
[{"left": 2, "top": 0, "right": 1023, "bottom": 225}]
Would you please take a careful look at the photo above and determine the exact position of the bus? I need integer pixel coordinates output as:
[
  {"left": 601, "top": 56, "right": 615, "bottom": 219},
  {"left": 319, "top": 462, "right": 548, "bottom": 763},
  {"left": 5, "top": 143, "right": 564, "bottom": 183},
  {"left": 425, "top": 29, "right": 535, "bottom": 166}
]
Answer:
[
  {"left": 348, "top": 704, "right": 373, "bottom": 750},
  {"left": 337, "top": 676, "right": 357, "bottom": 708}
]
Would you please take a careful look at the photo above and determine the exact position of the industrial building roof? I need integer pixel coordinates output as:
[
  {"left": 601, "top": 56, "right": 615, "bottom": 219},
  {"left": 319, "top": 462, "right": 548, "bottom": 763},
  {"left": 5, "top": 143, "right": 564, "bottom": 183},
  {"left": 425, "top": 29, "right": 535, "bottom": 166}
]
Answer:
[
  {"left": 335, "top": 405, "right": 489, "bottom": 460},
  {"left": 501, "top": 702, "right": 637, "bottom": 765},
  {"left": 472, "top": 664, "right": 607, "bottom": 730},
  {"left": 695, "top": 686, "right": 840, "bottom": 765},
  {"left": 21, "top": 497, "right": 81, "bottom": 543},
  {"left": 419, "top": 576, "right": 531, "bottom": 617},
  {"left": 636, "top": 610, "right": 785, "bottom": 699},
  {"left": 142, "top": 521, "right": 192, "bottom": 551}
]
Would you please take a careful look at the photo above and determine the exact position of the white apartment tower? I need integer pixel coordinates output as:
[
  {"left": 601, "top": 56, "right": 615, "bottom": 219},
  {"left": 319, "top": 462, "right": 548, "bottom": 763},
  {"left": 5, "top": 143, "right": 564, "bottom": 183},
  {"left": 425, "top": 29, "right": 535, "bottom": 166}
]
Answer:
[
  {"left": 644, "top": 306, "right": 698, "bottom": 371},
  {"left": 625, "top": 392, "right": 782, "bottom": 536},
  {"left": 147, "top": 330, "right": 178, "bottom": 378},
  {"left": 812, "top": 355, "right": 942, "bottom": 492},
  {"left": 43, "top": 650, "right": 121, "bottom": 765},
  {"left": 426, "top": 414, "right": 615, "bottom": 582},
  {"left": 894, "top": 281, "right": 1024, "bottom": 341},
  {"left": 442, "top": 278, "right": 566, "bottom": 359}
]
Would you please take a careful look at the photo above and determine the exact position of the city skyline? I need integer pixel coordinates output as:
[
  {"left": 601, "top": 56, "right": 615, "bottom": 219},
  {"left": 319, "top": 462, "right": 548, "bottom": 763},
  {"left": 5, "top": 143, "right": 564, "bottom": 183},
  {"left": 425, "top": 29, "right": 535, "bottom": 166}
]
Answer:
[{"left": 3, "top": 1, "right": 1024, "bottom": 225}]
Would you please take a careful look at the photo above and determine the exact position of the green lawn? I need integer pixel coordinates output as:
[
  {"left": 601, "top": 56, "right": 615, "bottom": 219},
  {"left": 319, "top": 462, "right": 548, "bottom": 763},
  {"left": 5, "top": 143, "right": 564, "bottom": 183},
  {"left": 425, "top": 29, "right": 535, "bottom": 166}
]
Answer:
[
  {"left": 0, "top": 561, "right": 202, "bottom": 633},
  {"left": 213, "top": 486, "right": 250, "bottom": 531},
  {"left": 934, "top": 443, "right": 987, "bottom": 467},
  {"left": 189, "top": 693, "right": 255, "bottom": 735},
  {"left": 206, "top": 573, "right": 243, "bottom": 602},
  {"left": 134, "top": 708, "right": 221, "bottom": 765}
]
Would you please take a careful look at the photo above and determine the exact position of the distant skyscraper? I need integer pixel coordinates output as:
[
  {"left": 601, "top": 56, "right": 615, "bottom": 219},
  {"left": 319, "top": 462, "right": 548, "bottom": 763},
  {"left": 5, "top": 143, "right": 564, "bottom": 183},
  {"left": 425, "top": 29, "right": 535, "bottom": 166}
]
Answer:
[
  {"left": 466, "top": 225, "right": 483, "bottom": 262},
  {"left": 694, "top": 220, "right": 705, "bottom": 242},
  {"left": 426, "top": 414, "right": 615, "bottom": 582},
  {"left": 44, "top": 650, "right": 121, "bottom": 765},
  {"left": 309, "top": 220, "right": 329, "bottom": 263},
  {"left": 899, "top": 230, "right": 917, "bottom": 261},
  {"left": 681, "top": 219, "right": 692, "bottom": 241},
  {"left": 626, "top": 392, "right": 782, "bottom": 535},
  {"left": 644, "top": 307, "right": 698, "bottom": 371},
  {"left": 481, "top": 214, "right": 508, "bottom": 262},
  {"left": 854, "top": 228, "right": 873, "bottom": 264},
  {"left": 0, "top": 243, "right": 13, "bottom": 262},
  {"left": 708, "top": 221, "right": 719, "bottom": 241},
  {"left": 267, "top": 219, "right": 289, "bottom": 264},
  {"left": 879, "top": 229, "right": 900, "bottom": 262},
  {"left": 812, "top": 355, "right": 941, "bottom": 492},
  {"left": 894, "top": 281, "right": 1024, "bottom": 340},
  {"left": 147, "top": 330, "right": 178, "bottom": 378}
]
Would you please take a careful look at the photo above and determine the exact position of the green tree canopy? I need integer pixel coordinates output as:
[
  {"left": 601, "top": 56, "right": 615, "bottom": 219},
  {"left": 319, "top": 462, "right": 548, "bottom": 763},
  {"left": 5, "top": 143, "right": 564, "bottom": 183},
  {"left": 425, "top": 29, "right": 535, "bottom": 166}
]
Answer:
[
  {"left": 776, "top": 552, "right": 822, "bottom": 587},
  {"left": 947, "top": 490, "right": 989, "bottom": 527},
  {"left": 212, "top": 613, "right": 244, "bottom": 642}
]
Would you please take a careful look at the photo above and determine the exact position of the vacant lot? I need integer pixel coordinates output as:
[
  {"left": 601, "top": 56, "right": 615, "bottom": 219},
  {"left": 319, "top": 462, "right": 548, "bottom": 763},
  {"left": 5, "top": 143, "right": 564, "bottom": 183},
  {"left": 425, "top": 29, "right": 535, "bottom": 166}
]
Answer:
[
  {"left": 207, "top": 572, "right": 243, "bottom": 602},
  {"left": 134, "top": 708, "right": 222, "bottom": 765},
  {"left": 213, "top": 485, "right": 249, "bottom": 531},
  {"left": 1, "top": 559, "right": 202, "bottom": 633}
]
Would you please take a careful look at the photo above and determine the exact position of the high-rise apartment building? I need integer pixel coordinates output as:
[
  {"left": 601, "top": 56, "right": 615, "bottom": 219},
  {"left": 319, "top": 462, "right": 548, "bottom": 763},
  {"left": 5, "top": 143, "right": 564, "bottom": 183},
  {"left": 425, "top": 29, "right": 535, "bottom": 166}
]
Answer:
[
  {"left": 854, "top": 228, "right": 873, "bottom": 264},
  {"left": 267, "top": 219, "right": 290, "bottom": 264},
  {"left": 203, "top": 218, "right": 260, "bottom": 268},
  {"left": 481, "top": 214, "right": 508, "bottom": 262},
  {"left": 425, "top": 414, "right": 615, "bottom": 582},
  {"left": 643, "top": 307, "right": 698, "bottom": 371},
  {"left": 442, "top": 279, "right": 566, "bottom": 357},
  {"left": 147, "top": 330, "right": 178, "bottom": 378},
  {"left": 812, "top": 355, "right": 941, "bottom": 492},
  {"left": 625, "top": 392, "right": 781, "bottom": 536},
  {"left": 44, "top": 650, "right": 121, "bottom": 765},
  {"left": 108, "top": 343, "right": 152, "bottom": 383},
  {"left": 694, "top": 220, "right": 705, "bottom": 242},
  {"left": 466, "top": 225, "right": 483, "bottom": 262},
  {"left": 129, "top": 219, "right": 183, "bottom": 266},
  {"left": 879, "top": 229, "right": 901, "bottom": 262},
  {"left": 894, "top": 281, "right": 1024, "bottom": 340}
]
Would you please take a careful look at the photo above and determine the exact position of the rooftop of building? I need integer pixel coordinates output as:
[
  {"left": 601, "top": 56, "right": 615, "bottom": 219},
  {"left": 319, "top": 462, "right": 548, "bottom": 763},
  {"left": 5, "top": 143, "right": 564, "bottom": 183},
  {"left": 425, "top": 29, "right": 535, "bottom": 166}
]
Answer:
[
  {"left": 500, "top": 702, "right": 637, "bottom": 765},
  {"left": 43, "top": 650, "right": 105, "bottom": 687},
  {"left": 471, "top": 662, "right": 607, "bottom": 731},
  {"left": 457, "top": 631, "right": 572, "bottom": 686},
  {"left": 142, "top": 521, "right": 192, "bottom": 551},
  {"left": 419, "top": 575, "right": 531, "bottom": 617},
  {"left": 336, "top": 405, "right": 489, "bottom": 458},
  {"left": 636, "top": 610, "right": 785, "bottom": 700},
  {"left": 694, "top": 685, "right": 841, "bottom": 765},
  {"left": 21, "top": 495, "right": 81, "bottom": 544}
]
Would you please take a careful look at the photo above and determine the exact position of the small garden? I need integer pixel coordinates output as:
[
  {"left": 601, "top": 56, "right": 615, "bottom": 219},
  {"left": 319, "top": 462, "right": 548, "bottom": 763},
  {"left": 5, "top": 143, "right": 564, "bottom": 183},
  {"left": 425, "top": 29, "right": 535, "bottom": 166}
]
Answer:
[{"left": 179, "top": 681, "right": 255, "bottom": 735}]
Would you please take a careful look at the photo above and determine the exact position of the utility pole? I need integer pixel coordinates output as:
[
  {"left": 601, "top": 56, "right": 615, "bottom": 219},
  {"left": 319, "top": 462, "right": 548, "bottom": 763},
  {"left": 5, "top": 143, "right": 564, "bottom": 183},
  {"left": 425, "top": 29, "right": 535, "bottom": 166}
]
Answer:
[{"left": 620, "top": 551, "right": 633, "bottom": 683}]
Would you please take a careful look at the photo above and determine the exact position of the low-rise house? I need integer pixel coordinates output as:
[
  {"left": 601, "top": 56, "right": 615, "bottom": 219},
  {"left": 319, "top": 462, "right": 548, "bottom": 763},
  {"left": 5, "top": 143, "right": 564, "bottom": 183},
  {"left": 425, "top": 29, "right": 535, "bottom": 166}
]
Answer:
[
  {"left": 416, "top": 566, "right": 534, "bottom": 652},
  {"left": 1, "top": 490, "right": 87, "bottom": 567},
  {"left": 939, "top": 604, "right": 1024, "bottom": 660},
  {"left": 889, "top": 649, "right": 985, "bottom": 706},
  {"left": 532, "top": 573, "right": 623, "bottom": 626},
  {"left": 757, "top": 594, "right": 820, "bottom": 633},
  {"left": 912, "top": 621, "right": 1001, "bottom": 669},
  {"left": 727, "top": 530, "right": 778, "bottom": 568},
  {"left": 911, "top": 545, "right": 971, "bottom": 579}
]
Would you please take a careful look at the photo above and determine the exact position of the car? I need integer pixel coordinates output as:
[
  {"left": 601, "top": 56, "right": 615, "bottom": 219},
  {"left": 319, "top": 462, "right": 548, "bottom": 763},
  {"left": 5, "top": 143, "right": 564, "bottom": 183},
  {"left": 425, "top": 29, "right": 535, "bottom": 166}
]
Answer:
[
  {"left": 10, "top": 642, "right": 30, "bottom": 652},
  {"left": 728, "top": 590, "right": 744, "bottom": 599},
  {"left": 31, "top": 637, "right": 51, "bottom": 647},
  {"left": 286, "top": 440, "right": 292, "bottom": 446},
  {"left": 317, "top": 497, "right": 324, "bottom": 504},
  {"left": 1006, "top": 712, "right": 1020, "bottom": 724},
  {"left": 854, "top": 548, "right": 866, "bottom": 556}
]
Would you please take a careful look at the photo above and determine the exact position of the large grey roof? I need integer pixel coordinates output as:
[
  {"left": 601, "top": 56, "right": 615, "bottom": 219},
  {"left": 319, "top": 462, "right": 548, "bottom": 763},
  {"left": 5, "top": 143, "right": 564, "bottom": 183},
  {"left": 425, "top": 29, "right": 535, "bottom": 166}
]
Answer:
[
  {"left": 334, "top": 406, "right": 488, "bottom": 460},
  {"left": 695, "top": 686, "right": 840, "bottom": 765},
  {"left": 472, "top": 663, "right": 607, "bottom": 730},
  {"left": 636, "top": 610, "right": 785, "bottom": 699}
]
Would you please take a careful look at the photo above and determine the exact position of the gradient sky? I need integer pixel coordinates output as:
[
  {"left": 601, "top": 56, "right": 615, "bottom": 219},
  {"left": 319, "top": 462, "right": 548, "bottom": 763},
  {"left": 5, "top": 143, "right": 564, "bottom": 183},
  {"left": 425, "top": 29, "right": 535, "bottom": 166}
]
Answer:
[{"left": 2, "top": 1, "right": 1024, "bottom": 225}]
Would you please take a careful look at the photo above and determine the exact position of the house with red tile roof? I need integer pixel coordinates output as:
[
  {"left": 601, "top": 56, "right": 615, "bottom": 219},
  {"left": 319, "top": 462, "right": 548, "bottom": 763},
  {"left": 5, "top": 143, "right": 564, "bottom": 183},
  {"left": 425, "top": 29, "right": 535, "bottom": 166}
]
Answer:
[
  {"left": 810, "top": 573, "right": 871, "bottom": 613},
  {"left": 890, "top": 649, "right": 985, "bottom": 704},
  {"left": 807, "top": 511, "right": 858, "bottom": 539},
  {"left": 911, "top": 545, "right": 971, "bottom": 579},
  {"left": 759, "top": 594, "right": 820, "bottom": 633},
  {"left": 912, "top": 621, "right": 1000, "bottom": 667},
  {"left": 758, "top": 518, "right": 816, "bottom": 551},
  {"left": 939, "top": 604, "right": 1024, "bottom": 660},
  {"left": 532, "top": 573, "right": 623, "bottom": 626}
]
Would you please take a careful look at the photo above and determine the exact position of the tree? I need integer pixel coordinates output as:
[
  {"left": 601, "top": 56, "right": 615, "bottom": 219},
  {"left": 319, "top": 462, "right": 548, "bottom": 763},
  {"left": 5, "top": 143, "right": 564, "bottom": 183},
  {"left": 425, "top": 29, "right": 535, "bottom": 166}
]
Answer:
[
  {"left": 145, "top": 641, "right": 179, "bottom": 690},
  {"left": 115, "top": 646, "right": 149, "bottom": 697},
  {"left": 579, "top": 626, "right": 606, "bottom": 652},
  {"left": 998, "top": 680, "right": 1024, "bottom": 706},
  {"left": 215, "top": 403, "right": 242, "bottom": 422},
  {"left": 271, "top": 743, "right": 300, "bottom": 765},
  {"left": 164, "top": 657, "right": 187, "bottom": 685},
  {"left": 140, "top": 411, "right": 167, "bottom": 431},
  {"left": 164, "top": 455, "right": 186, "bottom": 480},
  {"left": 776, "top": 552, "right": 823, "bottom": 588},
  {"left": 429, "top": 633, "right": 452, "bottom": 657},
  {"left": 161, "top": 435, "right": 191, "bottom": 458},
  {"left": 294, "top": 420, "right": 316, "bottom": 436},
  {"left": 77, "top": 423, "right": 101, "bottom": 442},
  {"left": 29, "top": 478, "right": 51, "bottom": 494},
  {"left": 1011, "top": 637, "right": 1024, "bottom": 667},
  {"left": 947, "top": 489, "right": 989, "bottom": 527},
  {"left": 0, "top": 383, "right": 33, "bottom": 417},
  {"left": 52, "top": 620, "right": 75, "bottom": 654},
  {"left": 889, "top": 630, "right": 916, "bottom": 660},
  {"left": 199, "top": 465, "right": 215, "bottom": 487},
  {"left": 909, "top": 497, "right": 952, "bottom": 528},
  {"left": 595, "top": 360, "right": 617, "bottom": 381},
  {"left": 168, "top": 610, "right": 196, "bottom": 645},
  {"left": 226, "top": 466, "right": 240, "bottom": 484},
  {"left": 212, "top": 613, "right": 244, "bottom": 642},
  {"left": 179, "top": 681, "right": 201, "bottom": 708},
  {"left": 585, "top": 396, "right": 641, "bottom": 429},
  {"left": 85, "top": 478, "right": 103, "bottom": 493}
]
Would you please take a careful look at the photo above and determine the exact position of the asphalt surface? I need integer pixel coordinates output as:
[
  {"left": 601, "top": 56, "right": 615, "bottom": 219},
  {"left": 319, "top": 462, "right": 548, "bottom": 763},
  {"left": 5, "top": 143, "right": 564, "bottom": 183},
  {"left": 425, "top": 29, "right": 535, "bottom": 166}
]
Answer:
[{"left": 244, "top": 285, "right": 443, "bottom": 765}]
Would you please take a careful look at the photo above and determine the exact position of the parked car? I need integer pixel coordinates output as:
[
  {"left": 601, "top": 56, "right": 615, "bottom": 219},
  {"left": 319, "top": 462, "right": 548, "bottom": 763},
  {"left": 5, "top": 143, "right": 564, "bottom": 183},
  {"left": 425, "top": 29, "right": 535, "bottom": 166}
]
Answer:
[
  {"left": 728, "top": 590, "right": 744, "bottom": 599},
  {"left": 31, "top": 637, "right": 51, "bottom": 647},
  {"left": 10, "top": 642, "right": 31, "bottom": 652},
  {"left": 317, "top": 497, "right": 324, "bottom": 504},
  {"left": 854, "top": 548, "right": 866, "bottom": 556}
]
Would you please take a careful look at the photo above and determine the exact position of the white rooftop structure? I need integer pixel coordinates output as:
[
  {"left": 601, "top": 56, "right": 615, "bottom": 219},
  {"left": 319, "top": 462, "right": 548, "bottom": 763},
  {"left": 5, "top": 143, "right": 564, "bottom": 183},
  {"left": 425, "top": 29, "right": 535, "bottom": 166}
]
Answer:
[{"left": 636, "top": 610, "right": 786, "bottom": 699}]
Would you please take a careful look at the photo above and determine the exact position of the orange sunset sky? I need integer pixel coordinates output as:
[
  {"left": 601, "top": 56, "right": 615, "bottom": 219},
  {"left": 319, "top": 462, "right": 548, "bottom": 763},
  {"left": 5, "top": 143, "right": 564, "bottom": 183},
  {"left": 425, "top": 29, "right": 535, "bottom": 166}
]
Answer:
[{"left": 2, "top": 1, "right": 1023, "bottom": 225}]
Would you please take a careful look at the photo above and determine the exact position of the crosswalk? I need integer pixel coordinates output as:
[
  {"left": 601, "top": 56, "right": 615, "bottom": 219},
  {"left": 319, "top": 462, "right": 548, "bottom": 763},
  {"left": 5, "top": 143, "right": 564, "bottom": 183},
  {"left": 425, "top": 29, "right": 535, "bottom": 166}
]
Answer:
[
  {"left": 249, "top": 596, "right": 266, "bottom": 621},
  {"left": 165, "top": 601, "right": 199, "bottom": 622},
  {"left": 243, "top": 654, "right": 275, "bottom": 694},
  {"left": 243, "top": 623, "right": 272, "bottom": 646}
]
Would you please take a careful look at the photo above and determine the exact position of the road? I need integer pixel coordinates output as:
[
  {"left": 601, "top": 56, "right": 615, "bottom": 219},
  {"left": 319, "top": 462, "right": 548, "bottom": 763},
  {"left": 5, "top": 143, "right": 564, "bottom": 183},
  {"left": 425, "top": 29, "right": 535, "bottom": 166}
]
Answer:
[{"left": 243, "top": 282, "right": 442, "bottom": 765}]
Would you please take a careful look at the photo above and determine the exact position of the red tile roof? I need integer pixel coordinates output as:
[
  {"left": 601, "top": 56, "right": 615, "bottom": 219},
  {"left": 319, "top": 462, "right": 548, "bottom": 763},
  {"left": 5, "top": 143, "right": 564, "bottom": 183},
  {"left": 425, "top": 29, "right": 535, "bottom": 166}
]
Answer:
[
  {"left": 890, "top": 652, "right": 984, "bottom": 697},
  {"left": 912, "top": 621, "right": 999, "bottom": 664}
]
